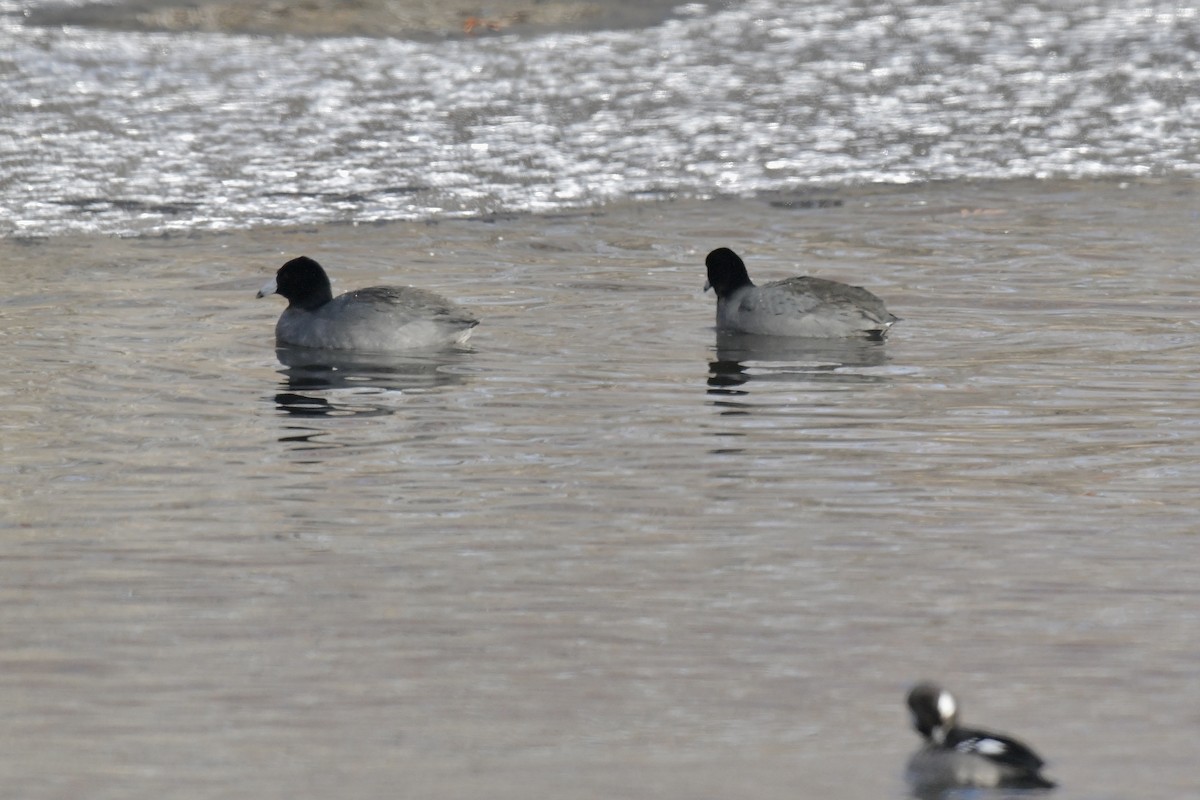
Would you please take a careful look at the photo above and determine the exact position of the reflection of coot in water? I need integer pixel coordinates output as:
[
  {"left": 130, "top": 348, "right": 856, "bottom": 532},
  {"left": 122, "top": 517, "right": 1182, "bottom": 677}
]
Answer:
[
  {"left": 704, "top": 247, "right": 898, "bottom": 339},
  {"left": 708, "top": 331, "right": 891, "bottom": 391},
  {"left": 257, "top": 256, "right": 478, "bottom": 352},
  {"left": 272, "top": 346, "right": 473, "bottom": 418}
]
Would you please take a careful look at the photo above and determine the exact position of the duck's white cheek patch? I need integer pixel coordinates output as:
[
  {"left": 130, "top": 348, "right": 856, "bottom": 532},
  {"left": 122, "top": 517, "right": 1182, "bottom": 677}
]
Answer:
[{"left": 937, "top": 691, "right": 956, "bottom": 721}]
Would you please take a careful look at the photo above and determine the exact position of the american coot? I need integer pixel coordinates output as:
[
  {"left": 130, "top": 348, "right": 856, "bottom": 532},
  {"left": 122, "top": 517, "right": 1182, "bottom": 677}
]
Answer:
[
  {"left": 704, "top": 247, "right": 898, "bottom": 339},
  {"left": 905, "top": 682, "right": 1057, "bottom": 792},
  {"left": 257, "top": 256, "right": 478, "bottom": 352}
]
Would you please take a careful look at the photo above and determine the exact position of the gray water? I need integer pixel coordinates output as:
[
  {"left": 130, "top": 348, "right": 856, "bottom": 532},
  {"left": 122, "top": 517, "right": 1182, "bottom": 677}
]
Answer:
[
  {"left": 2, "top": 1, "right": 1200, "bottom": 798},
  {"left": 4, "top": 181, "right": 1199, "bottom": 799}
]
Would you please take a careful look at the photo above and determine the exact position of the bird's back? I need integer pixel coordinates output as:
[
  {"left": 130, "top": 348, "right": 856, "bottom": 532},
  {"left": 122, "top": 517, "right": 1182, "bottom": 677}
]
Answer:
[
  {"left": 721, "top": 276, "right": 897, "bottom": 338},
  {"left": 277, "top": 285, "right": 477, "bottom": 351}
]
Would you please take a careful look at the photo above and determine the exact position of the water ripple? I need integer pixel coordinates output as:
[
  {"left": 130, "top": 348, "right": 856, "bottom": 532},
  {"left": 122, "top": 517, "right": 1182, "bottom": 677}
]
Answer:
[{"left": 2, "top": 0, "right": 1198, "bottom": 235}]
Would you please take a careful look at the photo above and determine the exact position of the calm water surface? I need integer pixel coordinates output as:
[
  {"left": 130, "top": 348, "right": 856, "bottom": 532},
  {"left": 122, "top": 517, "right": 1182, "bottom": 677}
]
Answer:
[
  {"left": 2, "top": 181, "right": 1198, "bottom": 798},
  {"left": 3, "top": 0, "right": 1200, "bottom": 795}
]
